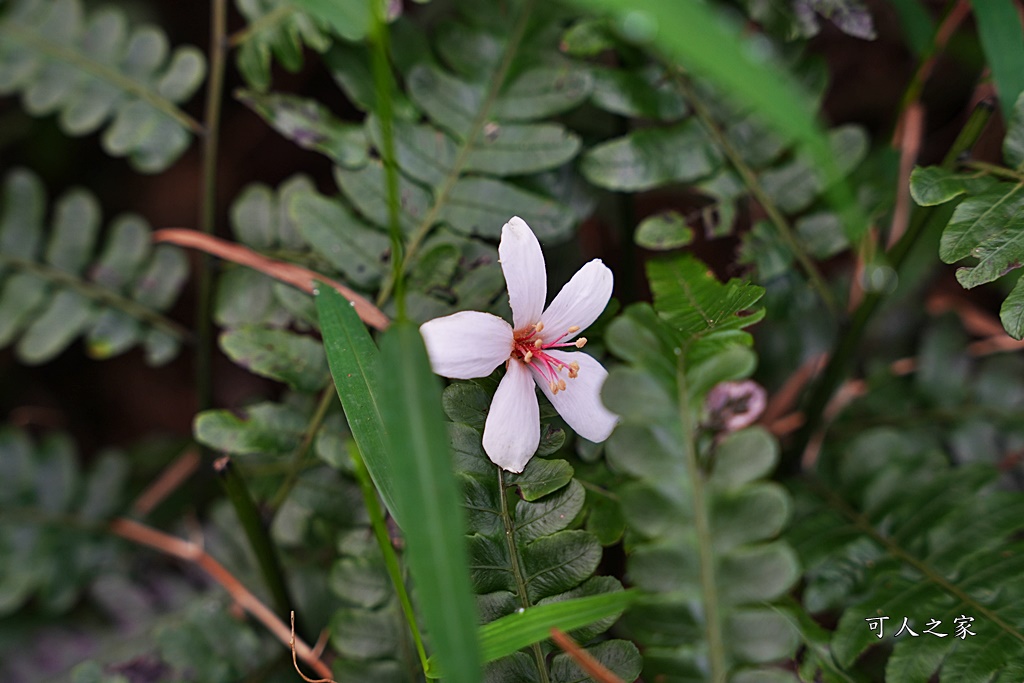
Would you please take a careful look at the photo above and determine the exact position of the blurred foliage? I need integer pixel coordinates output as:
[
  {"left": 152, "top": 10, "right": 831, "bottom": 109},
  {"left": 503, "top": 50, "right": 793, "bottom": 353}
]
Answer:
[{"left": 3, "top": 0, "right": 1024, "bottom": 681}]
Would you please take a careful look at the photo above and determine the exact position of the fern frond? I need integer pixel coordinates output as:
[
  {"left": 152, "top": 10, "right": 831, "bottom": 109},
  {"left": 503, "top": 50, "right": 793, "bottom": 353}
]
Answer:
[
  {"left": 0, "top": 168, "right": 188, "bottom": 365},
  {"left": 604, "top": 256, "right": 796, "bottom": 682},
  {"left": 0, "top": 0, "right": 205, "bottom": 172},
  {"left": 232, "top": 0, "right": 330, "bottom": 92},
  {"left": 791, "top": 429, "right": 1024, "bottom": 681},
  {"left": 909, "top": 94, "right": 1024, "bottom": 339},
  {"left": 241, "top": 0, "right": 592, "bottom": 311},
  {"left": 0, "top": 427, "right": 129, "bottom": 617},
  {"left": 444, "top": 381, "right": 641, "bottom": 683}
]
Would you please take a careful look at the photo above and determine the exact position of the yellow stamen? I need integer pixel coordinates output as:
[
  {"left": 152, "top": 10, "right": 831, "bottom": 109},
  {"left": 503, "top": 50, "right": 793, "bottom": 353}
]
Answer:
[
  {"left": 549, "top": 381, "right": 558, "bottom": 394},
  {"left": 568, "top": 326, "right": 580, "bottom": 333},
  {"left": 558, "top": 379, "right": 566, "bottom": 391},
  {"left": 575, "top": 337, "right": 587, "bottom": 349},
  {"left": 534, "top": 322, "right": 544, "bottom": 333},
  {"left": 534, "top": 339, "right": 543, "bottom": 348},
  {"left": 524, "top": 350, "right": 533, "bottom": 363},
  {"left": 568, "top": 361, "right": 579, "bottom": 379}
]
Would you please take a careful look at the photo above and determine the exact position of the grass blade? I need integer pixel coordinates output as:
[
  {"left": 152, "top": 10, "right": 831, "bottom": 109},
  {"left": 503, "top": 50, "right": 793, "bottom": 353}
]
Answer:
[
  {"left": 378, "top": 320, "right": 482, "bottom": 683},
  {"left": 970, "top": 0, "right": 1024, "bottom": 121},
  {"left": 315, "top": 285, "right": 401, "bottom": 524}
]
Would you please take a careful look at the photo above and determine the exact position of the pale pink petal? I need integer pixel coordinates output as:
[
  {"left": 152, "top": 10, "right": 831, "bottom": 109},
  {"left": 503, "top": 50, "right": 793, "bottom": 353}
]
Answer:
[
  {"left": 420, "top": 311, "right": 512, "bottom": 379},
  {"left": 540, "top": 260, "right": 613, "bottom": 339},
  {"left": 530, "top": 350, "right": 618, "bottom": 443},
  {"left": 482, "top": 360, "right": 540, "bottom": 472},
  {"left": 499, "top": 216, "right": 546, "bottom": 330}
]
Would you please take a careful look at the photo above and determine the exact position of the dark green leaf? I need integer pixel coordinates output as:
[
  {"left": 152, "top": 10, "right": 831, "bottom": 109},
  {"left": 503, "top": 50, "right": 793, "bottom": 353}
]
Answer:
[
  {"left": 234, "top": 0, "right": 330, "bottom": 92},
  {"left": 506, "top": 458, "right": 574, "bottom": 501},
  {"left": 315, "top": 286, "right": 401, "bottom": 525},
  {"left": 580, "top": 120, "right": 719, "bottom": 191},
  {"left": 1000, "top": 275, "right": 1024, "bottom": 340},
  {"left": 238, "top": 90, "right": 369, "bottom": 168},
  {"left": 289, "top": 187, "right": 390, "bottom": 287},
  {"left": 1005, "top": 92, "right": 1024, "bottom": 169},
  {"left": 378, "top": 320, "right": 482, "bottom": 683},
  {"left": 521, "top": 529, "right": 601, "bottom": 601},
  {"left": 647, "top": 253, "right": 765, "bottom": 341},
  {"left": 635, "top": 211, "right": 693, "bottom": 250},
  {"left": 589, "top": 64, "right": 687, "bottom": 121},
  {"left": 220, "top": 327, "right": 328, "bottom": 392},
  {"left": 970, "top": 0, "right": 1024, "bottom": 122},
  {"left": 290, "top": 0, "right": 370, "bottom": 42}
]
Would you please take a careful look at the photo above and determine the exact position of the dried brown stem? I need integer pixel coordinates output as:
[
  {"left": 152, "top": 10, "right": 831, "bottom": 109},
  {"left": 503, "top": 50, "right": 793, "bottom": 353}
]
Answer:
[
  {"left": 291, "top": 612, "right": 338, "bottom": 683},
  {"left": 549, "top": 628, "right": 623, "bottom": 683},
  {"left": 154, "top": 229, "right": 390, "bottom": 331},
  {"left": 108, "top": 518, "right": 334, "bottom": 680},
  {"left": 130, "top": 449, "right": 201, "bottom": 516}
]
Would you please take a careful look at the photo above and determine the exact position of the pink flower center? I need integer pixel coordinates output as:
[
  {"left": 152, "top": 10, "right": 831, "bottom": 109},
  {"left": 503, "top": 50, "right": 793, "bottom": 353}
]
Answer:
[{"left": 510, "top": 322, "right": 587, "bottom": 394}]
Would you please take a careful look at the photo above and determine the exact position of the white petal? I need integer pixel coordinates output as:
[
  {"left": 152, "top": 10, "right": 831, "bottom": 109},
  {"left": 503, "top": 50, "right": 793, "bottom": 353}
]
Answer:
[
  {"left": 419, "top": 311, "right": 512, "bottom": 380},
  {"left": 531, "top": 350, "right": 618, "bottom": 443},
  {"left": 540, "top": 260, "right": 613, "bottom": 338},
  {"left": 499, "top": 216, "right": 546, "bottom": 330},
  {"left": 482, "top": 360, "right": 540, "bottom": 473}
]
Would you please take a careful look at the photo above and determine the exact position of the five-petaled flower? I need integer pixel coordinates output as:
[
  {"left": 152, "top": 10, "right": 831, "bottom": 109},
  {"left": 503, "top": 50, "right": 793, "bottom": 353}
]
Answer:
[{"left": 420, "top": 216, "right": 618, "bottom": 473}]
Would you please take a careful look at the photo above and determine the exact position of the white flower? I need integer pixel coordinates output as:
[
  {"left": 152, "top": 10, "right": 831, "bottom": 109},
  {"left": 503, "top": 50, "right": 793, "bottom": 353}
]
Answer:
[{"left": 420, "top": 216, "right": 618, "bottom": 473}]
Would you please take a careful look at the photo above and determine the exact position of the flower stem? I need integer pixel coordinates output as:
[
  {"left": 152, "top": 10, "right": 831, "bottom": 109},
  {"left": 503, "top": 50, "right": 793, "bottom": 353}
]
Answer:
[
  {"left": 368, "top": 0, "right": 406, "bottom": 320},
  {"left": 349, "top": 438, "right": 430, "bottom": 675},
  {"left": 498, "top": 469, "right": 551, "bottom": 683}
]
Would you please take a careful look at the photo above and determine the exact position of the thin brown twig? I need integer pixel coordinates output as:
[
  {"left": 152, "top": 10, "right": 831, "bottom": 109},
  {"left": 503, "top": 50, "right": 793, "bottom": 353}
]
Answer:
[
  {"left": 549, "top": 628, "right": 624, "bottom": 683},
  {"left": 108, "top": 518, "right": 334, "bottom": 680},
  {"left": 291, "top": 612, "right": 337, "bottom": 683},
  {"left": 131, "top": 449, "right": 201, "bottom": 517},
  {"left": 888, "top": 103, "right": 925, "bottom": 249},
  {"left": 154, "top": 229, "right": 390, "bottom": 331}
]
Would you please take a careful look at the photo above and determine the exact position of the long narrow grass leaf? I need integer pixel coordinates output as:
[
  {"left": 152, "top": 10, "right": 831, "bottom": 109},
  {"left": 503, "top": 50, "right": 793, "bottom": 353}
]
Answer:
[
  {"left": 378, "top": 321, "right": 482, "bottom": 683},
  {"left": 315, "top": 285, "right": 401, "bottom": 524}
]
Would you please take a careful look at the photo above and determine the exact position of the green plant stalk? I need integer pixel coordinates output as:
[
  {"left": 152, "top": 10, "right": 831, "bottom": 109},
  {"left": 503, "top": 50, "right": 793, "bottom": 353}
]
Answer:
[
  {"left": 196, "top": 0, "right": 228, "bottom": 419},
  {"left": 677, "top": 75, "right": 840, "bottom": 320},
  {"left": 964, "top": 160, "right": 1024, "bottom": 182},
  {"left": 368, "top": 0, "right": 406, "bottom": 320},
  {"left": 268, "top": 384, "right": 335, "bottom": 512},
  {"left": 677, "top": 362, "right": 726, "bottom": 682},
  {"left": 498, "top": 469, "right": 551, "bottom": 683},
  {"left": 790, "top": 100, "right": 995, "bottom": 463},
  {"left": 0, "top": 253, "right": 191, "bottom": 343},
  {"left": 348, "top": 438, "right": 429, "bottom": 674},
  {"left": 0, "top": 24, "right": 204, "bottom": 134},
  {"left": 374, "top": 0, "right": 538, "bottom": 308},
  {"left": 214, "top": 457, "right": 296, "bottom": 627}
]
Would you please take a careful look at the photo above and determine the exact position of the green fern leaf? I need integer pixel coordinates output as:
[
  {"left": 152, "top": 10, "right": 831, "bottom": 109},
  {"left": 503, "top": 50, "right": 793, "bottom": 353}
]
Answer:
[
  {"left": 791, "top": 429, "right": 1024, "bottom": 682},
  {"left": 0, "top": 168, "right": 188, "bottom": 365},
  {"left": 233, "top": 0, "right": 331, "bottom": 92},
  {"left": 0, "top": 0, "right": 205, "bottom": 172},
  {"left": 604, "top": 258, "right": 795, "bottom": 682},
  {"left": 444, "top": 382, "right": 639, "bottom": 683},
  {"left": 0, "top": 427, "right": 129, "bottom": 617}
]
